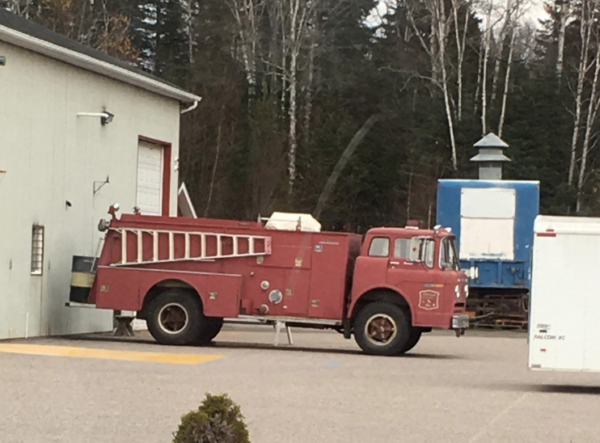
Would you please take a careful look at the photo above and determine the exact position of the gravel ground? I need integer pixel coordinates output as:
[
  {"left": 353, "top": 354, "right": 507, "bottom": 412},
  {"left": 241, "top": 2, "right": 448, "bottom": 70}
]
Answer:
[{"left": 1, "top": 326, "right": 599, "bottom": 443}]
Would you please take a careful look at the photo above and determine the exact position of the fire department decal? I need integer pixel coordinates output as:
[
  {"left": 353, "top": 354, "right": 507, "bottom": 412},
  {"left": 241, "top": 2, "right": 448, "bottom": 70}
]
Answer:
[{"left": 418, "top": 290, "right": 440, "bottom": 310}]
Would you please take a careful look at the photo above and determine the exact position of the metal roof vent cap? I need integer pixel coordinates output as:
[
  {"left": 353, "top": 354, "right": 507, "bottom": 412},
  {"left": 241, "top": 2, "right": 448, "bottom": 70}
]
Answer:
[{"left": 470, "top": 132, "right": 511, "bottom": 180}]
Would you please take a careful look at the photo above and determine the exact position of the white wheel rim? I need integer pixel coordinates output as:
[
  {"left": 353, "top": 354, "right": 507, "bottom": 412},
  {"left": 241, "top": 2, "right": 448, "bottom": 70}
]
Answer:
[
  {"left": 158, "top": 303, "right": 189, "bottom": 335},
  {"left": 365, "top": 313, "right": 398, "bottom": 346}
]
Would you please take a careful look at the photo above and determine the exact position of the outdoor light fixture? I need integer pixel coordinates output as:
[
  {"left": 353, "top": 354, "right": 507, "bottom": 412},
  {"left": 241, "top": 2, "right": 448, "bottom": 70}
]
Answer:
[
  {"left": 101, "top": 112, "right": 114, "bottom": 125},
  {"left": 0, "top": 56, "right": 6, "bottom": 66},
  {"left": 77, "top": 110, "right": 115, "bottom": 126}
]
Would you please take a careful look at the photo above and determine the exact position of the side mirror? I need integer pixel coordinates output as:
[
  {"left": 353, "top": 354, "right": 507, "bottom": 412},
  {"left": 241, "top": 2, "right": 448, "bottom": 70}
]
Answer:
[{"left": 98, "top": 219, "right": 110, "bottom": 232}]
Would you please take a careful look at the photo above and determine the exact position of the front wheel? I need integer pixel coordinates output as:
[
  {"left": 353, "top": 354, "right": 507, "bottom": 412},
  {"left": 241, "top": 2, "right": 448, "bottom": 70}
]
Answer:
[
  {"left": 353, "top": 302, "right": 411, "bottom": 356},
  {"left": 399, "top": 329, "right": 422, "bottom": 354},
  {"left": 146, "top": 289, "right": 204, "bottom": 346}
]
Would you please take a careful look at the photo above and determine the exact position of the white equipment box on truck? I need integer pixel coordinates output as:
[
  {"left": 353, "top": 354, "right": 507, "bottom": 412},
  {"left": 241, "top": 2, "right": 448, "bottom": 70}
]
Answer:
[{"left": 529, "top": 215, "right": 600, "bottom": 372}]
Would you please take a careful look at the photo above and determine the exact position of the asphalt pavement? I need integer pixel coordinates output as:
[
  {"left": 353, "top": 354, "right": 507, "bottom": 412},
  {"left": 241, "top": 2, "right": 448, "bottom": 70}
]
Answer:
[{"left": 1, "top": 326, "right": 599, "bottom": 443}]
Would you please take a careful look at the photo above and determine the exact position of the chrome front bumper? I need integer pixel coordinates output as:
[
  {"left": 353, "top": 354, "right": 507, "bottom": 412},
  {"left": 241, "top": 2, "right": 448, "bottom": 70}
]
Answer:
[{"left": 452, "top": 314, "right": 470, "bottom": 330}]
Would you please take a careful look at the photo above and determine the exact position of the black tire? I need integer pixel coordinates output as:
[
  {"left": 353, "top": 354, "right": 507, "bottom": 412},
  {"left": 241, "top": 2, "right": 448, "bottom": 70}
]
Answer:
[
  {"left": 146, "top": 289, "right": 204, "bottom": 346},
  {"left": 399, "top": 329, "right": 422, "bottom": 354},
  {"left": 196, "top": 317, "right": 224, "bottom": 345},
  {"left": 353, "top": 302, "right": 411, "bottom": 356}
]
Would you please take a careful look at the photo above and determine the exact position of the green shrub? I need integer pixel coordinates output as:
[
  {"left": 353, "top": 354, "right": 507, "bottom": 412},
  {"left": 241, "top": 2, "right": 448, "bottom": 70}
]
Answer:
[{"left": 172, "top": 393, "right": 250, "bottom": 443}]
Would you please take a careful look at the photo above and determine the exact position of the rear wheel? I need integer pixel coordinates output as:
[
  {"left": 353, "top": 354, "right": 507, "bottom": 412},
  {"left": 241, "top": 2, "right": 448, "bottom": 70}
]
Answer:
[
  {"left": 353, "top": 302, "right": 411, "bottom": 356},
  {"left": 146, "top": 289, "right": 204, "bottom": 346},
  {"left": 196, "top": 317, "right": 224, "bottom": 345}
]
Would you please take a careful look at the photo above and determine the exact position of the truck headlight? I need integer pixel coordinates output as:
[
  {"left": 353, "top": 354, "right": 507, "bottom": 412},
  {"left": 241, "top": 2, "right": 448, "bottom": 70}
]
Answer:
[
  {"left": 455, "top": 285, "right": 460, "bottom": 298},
  {"left": 465, "top": 285, "right": 469, "bottom": 298}
]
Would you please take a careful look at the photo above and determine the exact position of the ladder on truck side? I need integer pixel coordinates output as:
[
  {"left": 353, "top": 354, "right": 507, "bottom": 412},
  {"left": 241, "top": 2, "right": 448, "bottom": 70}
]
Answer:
[
  {"left": 111, "top": 228, "right": 272, "bottom": 266},
  {"left": 107, "top": 227, "right": 294, "bottom": 346}
]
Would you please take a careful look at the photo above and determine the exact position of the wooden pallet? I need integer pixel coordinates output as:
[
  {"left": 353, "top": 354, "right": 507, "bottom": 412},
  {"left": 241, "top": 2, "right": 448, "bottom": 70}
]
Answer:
[{"left": 471, "top": 318, "right": 528, "bottom": 330}]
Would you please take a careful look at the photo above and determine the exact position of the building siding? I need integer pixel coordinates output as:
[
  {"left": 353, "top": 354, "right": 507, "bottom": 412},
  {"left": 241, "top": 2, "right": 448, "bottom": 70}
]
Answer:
[{"left": 0, "top": 41, "right": 181, "bottom": 339}]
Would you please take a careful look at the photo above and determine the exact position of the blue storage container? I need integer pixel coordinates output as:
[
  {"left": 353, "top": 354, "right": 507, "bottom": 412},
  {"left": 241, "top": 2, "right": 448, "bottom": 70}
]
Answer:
[{"left": 436, "top": 179, "right": 540, "bottom": 291}]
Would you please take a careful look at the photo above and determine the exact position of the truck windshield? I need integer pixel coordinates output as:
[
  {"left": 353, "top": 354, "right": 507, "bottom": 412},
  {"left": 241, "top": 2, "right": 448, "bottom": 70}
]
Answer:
[{"left": 440, "top": 237, "right": 461, "bottom": 271}]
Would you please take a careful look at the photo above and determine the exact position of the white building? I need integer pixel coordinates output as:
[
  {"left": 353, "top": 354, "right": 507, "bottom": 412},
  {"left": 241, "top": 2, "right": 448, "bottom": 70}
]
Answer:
[{"left": 0, "top": 10, "right": 201, "bottom": 339}]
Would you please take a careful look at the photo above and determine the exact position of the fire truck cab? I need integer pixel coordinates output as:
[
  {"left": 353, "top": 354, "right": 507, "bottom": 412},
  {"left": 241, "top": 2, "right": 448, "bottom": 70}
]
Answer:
[{"left": 69, "top": 206, "right": 469, "bottom": 356}]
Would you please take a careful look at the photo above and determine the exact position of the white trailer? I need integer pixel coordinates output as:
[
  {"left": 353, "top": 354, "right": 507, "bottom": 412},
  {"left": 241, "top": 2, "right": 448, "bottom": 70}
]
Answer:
[{"left": 528, "top": 215, "right": 600, "bottom": 372}]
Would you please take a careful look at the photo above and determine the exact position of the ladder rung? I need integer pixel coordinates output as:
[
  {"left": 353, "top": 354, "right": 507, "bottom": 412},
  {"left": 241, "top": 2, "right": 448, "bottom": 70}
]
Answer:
[
  {"left": 137, "top": 230, "right": 142, "bottom": 263},
  {"left": 168, "top": 232, "right": 174, "bottom": 260},
  {"left": 121, "top": 230, "right": 127, "bottom": 264},
  {"left": 153, "top": 232, "right": 158, "bottom": 262}
]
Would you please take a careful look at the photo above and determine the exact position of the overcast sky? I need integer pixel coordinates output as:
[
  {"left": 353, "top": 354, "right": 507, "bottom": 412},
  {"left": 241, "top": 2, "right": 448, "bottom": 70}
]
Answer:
[{"left": 366, "top": 0, "right": 550, "bottom": 30}]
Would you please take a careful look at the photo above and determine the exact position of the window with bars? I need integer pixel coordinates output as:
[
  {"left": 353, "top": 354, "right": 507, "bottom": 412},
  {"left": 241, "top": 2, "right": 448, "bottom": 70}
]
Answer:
[{"left": 31, "top": 225, "right": 44, "bottom": 275}]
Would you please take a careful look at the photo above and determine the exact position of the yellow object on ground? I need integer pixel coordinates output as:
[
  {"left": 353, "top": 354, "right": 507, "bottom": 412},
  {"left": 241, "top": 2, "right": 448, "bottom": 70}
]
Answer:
[{"left": 0, "top": 343, "right": 224, "bottom": 365}]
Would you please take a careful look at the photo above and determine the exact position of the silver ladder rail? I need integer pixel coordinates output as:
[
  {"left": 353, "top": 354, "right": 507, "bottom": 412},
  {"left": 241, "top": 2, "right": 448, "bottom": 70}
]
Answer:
[{"left": 111, "top": 228, "right": 272, "bottom": 266}]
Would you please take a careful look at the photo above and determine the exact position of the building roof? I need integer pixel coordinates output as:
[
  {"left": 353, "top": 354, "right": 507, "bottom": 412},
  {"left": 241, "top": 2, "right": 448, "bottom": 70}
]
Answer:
[
  {"left": 474, "top": 133, "right": 509, "bottom": 149},
  {"left": 470, "top": 151, "right": 511, "bottom": 163},
  {"left": 0, "top": 9, "right": 201, "bottom": 105}
]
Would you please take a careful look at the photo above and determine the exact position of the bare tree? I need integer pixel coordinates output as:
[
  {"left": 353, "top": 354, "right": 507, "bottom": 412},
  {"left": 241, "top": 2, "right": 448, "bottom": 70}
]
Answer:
[
  {"left": 491, "top": 0, "right": 514, "bottom": 106},
  {"left": 302, "top": 40, "right": 316, "bottom": 149},
  {"left": 556, "top": 0, "right": 569, "bottom": 78},
  {"left": 480, "top": 0, "right": 494, "bottom": 134},
  {"left": 182, "top": 0, "right": 196, "bottom": 64},
  {"left": 282, "top": 0, "right": 318, "bottom": 194},
  {"left": 568, "top": 0, "right": 597, "bottom": 186},
  {"left": 405, "top": 4, "right": 437, "bottom": 80},
  {"left": 93, "top": 0, "right": 137, "bottom": 61},
  {"left": 204, "top": 105, "right": 226, "bottom": 217},
  {"left": 404, "top": 0, "right": 459, "bottom": 169},
  {"left": 433, "top": 0, "right": 458, "bottom": 169},
  {"left": 451, "top": 0, "right": 470, "bottom": 122},
  {"left": 498, "top": 0, "right": 526, "bottom": 137},
  {"left": 227, "top": 0, "right": 262, "bottom": 108},
  {"left": 498, "top": 29, "right": 515, "bottom": 138},
  {"left": 474, "top": 37, "right": 484, "bottom": 116},
  {"left": 5, "top": 0, "right": 32, "bottom": 17},
  {"left": 577, "top": 37, "right": 600, "bottom": 211}
]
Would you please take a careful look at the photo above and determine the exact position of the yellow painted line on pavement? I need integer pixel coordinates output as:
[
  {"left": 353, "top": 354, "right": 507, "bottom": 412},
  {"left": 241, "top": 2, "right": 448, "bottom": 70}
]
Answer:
[{"left": 0, "top": 344, "right": 224, "bottom": 365}]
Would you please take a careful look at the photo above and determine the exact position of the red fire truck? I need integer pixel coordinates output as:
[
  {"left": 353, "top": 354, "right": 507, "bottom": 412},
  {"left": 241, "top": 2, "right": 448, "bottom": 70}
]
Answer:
[{"left": 69, "top": 205, "right": 469, "bottom": 356}]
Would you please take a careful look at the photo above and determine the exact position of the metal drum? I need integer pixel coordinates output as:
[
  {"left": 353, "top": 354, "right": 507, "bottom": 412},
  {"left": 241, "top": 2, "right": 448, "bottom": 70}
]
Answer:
[{"left": 69, "top": 256, "right": 97, "bottom": 303}]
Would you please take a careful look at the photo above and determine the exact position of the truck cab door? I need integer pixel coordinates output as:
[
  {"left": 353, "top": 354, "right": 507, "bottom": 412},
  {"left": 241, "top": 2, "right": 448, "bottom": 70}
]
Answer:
[
  {"left": 360, "top": 236, "right": 392, "bottom": 284},
  {"left": 386, "top": 237, "right": 449, "bottom": 327}
]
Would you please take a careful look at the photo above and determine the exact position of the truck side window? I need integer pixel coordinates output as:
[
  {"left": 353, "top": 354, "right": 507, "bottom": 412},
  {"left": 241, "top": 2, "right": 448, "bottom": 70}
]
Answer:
[
  {"left": 369, "top": 237, "right": 390, "bottom": 257},
  {"left": 394, "top": 238, "right": 410, "bottom": 259}
]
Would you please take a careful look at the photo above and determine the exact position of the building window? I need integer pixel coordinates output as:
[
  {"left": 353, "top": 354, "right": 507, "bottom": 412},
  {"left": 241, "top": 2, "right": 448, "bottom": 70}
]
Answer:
[
  {"left": 31, "top": 225, "right": 44, "bottom": 275},
  {"left": 369, "top": 237, "right": 390, "bottom": 257}
]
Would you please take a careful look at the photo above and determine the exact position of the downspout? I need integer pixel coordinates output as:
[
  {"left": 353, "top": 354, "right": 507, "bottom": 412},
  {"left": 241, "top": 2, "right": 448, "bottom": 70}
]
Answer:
[{"left": 181, "top": 99, "right": 201, "bottom": 114}]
